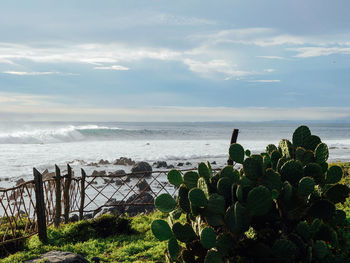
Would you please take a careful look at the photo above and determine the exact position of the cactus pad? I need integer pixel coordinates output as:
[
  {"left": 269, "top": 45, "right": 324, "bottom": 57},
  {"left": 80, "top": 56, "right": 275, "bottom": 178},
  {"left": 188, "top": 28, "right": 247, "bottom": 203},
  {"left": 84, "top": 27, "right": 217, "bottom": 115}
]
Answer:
[
  {"left": 204, "top": 250, "right": 223, "bottom": 263},
  {"left": 220, "top": 166, "right": 240, "bottom": 184},
  {"left": 326, "top": 165, "right": 343, "bottom": 184},
  {"left": 168, "top": 237, "right": 180, "bottom": 260},
  {"left": 325, "top": 184, "right": 350, "bottom": 204},
  {"left": 217, "top": 177, "right": 233, "bottom": 199},
  {"left": 178, "top": 186, "right": 190, "bottom": 213},
  {"left": 247, "top": 186, "right": 272, "bottom": 216},
  {"left": 245, "top": 149, "right": 251, "bottom": 157},
  {"left": 189, "top": 188, "right": 207, "bottom": 208},
  {"left": 229, "top": 143, "right": 245, "bottom": 164},
  {"left": 216, "top": 233, "right": 235, "bottom": 256},
  {"left": 198, "top": 162, "right": 211, "bottom": 180},
  {"left": 172, "top": 222, "right": 197, "bottom": 242},
  {"left": 303, "top": 163, "right": 324, "bottom": 185},
  {"left": 243, "top": 157, "right": 263, "bottom": 180},
  {"left": 167, "top": 169, "right": 183, "bottom": 186},
  {"left": 279, "top": 139, "right": 294, "bottom": 159},
  {"left": 315, "top": 143, "right": 329, "bottom": 164},
  {"left": 308, "top": 199, "right": 335, "bottom": 221},
  {"left": 151, "top": 219, "right": 173, "bottom": 241},
  {"left": 155, "top": 193, "right": 176, "bottom": 213},
  {"left": 262, "top": 168, "right": 282, "bottom": 191},
  {"left": 184, "top": 171, "right": 199, "bottom": 189},
  {"left": 304, "top": 135, "right": 321, "bottom": 151},
  {"left": 298, "top": 177, "right": 315, "bottom": 197},
  {"left": 313, "top": 240, "right": 329, "bottom": 260},
  {"left": 200, "top": 227, "right": 217, "bottom": 249},
  {"left": 280, "top": 160, "right": 304, "bottom": 186},
  {"left": 198, "top": 177, "right": 209, "bottom": 198},
  {"left": 272, "top": 239, "right": 298, "bottom": 259},
  {"left": 266, "top": 144, "right": 278, "bottom": 155},
  {"left": 292, "top": 125, "right": 311, "bottom": 148}
]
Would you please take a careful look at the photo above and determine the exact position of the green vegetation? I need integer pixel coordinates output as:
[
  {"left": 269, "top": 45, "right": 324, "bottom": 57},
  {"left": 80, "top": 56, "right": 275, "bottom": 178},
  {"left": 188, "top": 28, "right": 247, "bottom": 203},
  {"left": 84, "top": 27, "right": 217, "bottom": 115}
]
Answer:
[
  {"left": 152, "top": 126, "right": 350, "bottom": 262},
  {"left": 0, "top": 213, "right": 168, "bottom": 263}
]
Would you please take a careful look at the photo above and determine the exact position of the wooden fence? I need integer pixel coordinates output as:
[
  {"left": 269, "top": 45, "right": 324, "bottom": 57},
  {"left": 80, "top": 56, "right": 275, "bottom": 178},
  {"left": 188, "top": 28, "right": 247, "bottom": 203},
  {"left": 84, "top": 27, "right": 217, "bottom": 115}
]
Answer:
[{"left": 0, "top": 129, "right": 239, "bottom": 254}]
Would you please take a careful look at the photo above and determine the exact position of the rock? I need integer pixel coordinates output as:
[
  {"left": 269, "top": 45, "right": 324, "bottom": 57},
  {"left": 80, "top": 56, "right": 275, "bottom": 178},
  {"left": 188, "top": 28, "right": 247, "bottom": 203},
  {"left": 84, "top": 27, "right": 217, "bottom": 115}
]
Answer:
[
  {"left": 103, "top": 178, "right": 115, "bottom": 184},
  {"left": 92, "top": 170, "right": 106, "bottom": 176},
  {"left": 166, "top": 165, "right": 175, "bottom": 169},
  {"left": 83, "top": 213, "right": 93, "bottom": 220},
  {"left": 87, "top": 162, "right": 99, "bottom": 167},
  {"left": 26, "top": 250, "right": 89, "bottom": 263},
  {"left": 153, "top": 161, "right": 167, "bottom": 168},
  {"left": 113, "top": 157, "right": 135, "bottom": 166},
  {"left": 69, "top": 214, "right": 79, "bottom": 222},
  {"left": 137, "top": 179, "right": 151, "bottom": 192},
  {"left": 185, "top": 162, "right": 192, "bottom": 166},
  {"left": 109, "top": 170, "right": 126, "bottom": 177},
  {"left": 211, "top": 161, "right": 217, "bottom": 165},
  {"left": 125, "top": 192, "right": 154, "bottom": 216},
  {"left": 98, "top": 159, "right": 110, "bottom": 165},
  {"left": 91, "top": 257, "right": 102, "bottom": 263},
  {"left": 131, "top": 162, "right": 152, "bottom": 178},
  {"left": 177, "top": 162, "right": 184, "bottom": 167},
  {"left": 15, "top": 178, "right": 25, "bottom": 186}
]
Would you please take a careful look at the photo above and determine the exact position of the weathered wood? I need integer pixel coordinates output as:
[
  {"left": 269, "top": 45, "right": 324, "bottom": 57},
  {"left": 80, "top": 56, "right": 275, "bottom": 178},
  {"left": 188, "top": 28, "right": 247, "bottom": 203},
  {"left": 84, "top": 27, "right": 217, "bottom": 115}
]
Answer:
[
  {"left": 33, "top": 168, "right": 47, "bottom": 243},
  {"left": 79, "top": 169, "right": 86, "bottom": 220},
  {"left": 227, "top": 129, "right": 239, "bottom": 165},
  {"left": 54, "top": 165, "right": 61, "bottom": 228},
  {"left": 64, "top": 164, "right": 72, "bottom": 224}
]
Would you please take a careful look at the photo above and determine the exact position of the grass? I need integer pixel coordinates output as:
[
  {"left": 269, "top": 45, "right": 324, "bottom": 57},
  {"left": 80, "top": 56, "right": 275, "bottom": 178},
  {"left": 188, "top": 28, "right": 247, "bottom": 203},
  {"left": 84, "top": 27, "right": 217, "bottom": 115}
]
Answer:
[{"left": 0, "top": 212, "right": 168, "bottom": 263}]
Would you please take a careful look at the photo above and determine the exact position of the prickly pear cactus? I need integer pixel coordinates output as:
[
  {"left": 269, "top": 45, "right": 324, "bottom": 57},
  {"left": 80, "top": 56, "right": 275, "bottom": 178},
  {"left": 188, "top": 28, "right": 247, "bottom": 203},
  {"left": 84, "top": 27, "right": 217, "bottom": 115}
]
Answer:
[{"left": 151, "top": 126, "right": 350, "bottom": 263}]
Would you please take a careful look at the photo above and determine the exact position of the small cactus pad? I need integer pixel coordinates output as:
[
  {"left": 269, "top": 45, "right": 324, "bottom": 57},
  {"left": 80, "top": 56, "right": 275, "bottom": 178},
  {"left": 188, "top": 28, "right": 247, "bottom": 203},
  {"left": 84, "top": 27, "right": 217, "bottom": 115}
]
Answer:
[
  {"left": 266, "top": 144, "right": 278, "bottom": 155},
  {"left": 325, "top": 184, "right": 350, "bottom": 204},
  {"left": 282, "top": 181, "right": 293, "bottom": 201},
  {"left": 151, "top": 219, "right": 173, "bottom": 241},
  {"left": 272, "top": 239, "right": 298, "bottom": 259},
  {"left": 204, "top": 250, "right": 223, "bottom": 263},
  {"left": 262, "top": 168, "right": 282, "bottom": 191},
  {"left": 303, "top": 163, "right": 324, "bottom": 185},
  {"left": 217, "top": 177, "right": 233, "bottom": 199},
  {"left": 198, "top": 162, "right": 211, "bottom": 180},
  {"left": 292, "top": 125, "right": 311, "bottom": 148},
  {"left": 298, "top": 177, "right": 315, "bottom": 196},
  {"left": 167, "top": 169, "right": 183, "bottom": 186},
  {"left": 184, "top": 171, "right": 199, "bottom": 189},
  {"left": 178, "top": 186, "right": 190, "bottom": 213},
  {"left": 313, "top": 240, "right": 329, "bottom": 260},
  {"left": 280, "top": 160, "right": 304, "bottom": 186},
  {"left": 243, "top": 157, "right": 263, "bottom": 180},
  {"left": 229, "top": 143, "right": 245, "bottom": 164},
  {"left": 216, "top": 233, "right": 235, "bottom": 256},
  {"left": 326, "top": 165, "right": 343, "bottom": 184},
  {"left": 200, "top": 227, "right": 217, "bottom": 249},
  {"left": 155, "top": 193, "right": 176, "bottom": 213},
  {"left": 172, "top": 222, "right": 197, "bottom": 242},
  {"left": 247, "top": 186, "right": 272, "bottom": 216},
  {"left": 207, "top": 193, "right": 226, "bottom": 215},
  {"left": 304, "top": 135, "right": 321, "bottom": 151},
  {"left": 245, "top": 149, "right": 251, "bottom": 157},
  {"left": 197, "top": 177, "right": 209, "bottom": 198},
  {"left": 308, "top": 199, "right": 335, "bottom": 221},
  {"left": 168, "top": 237, "right": 180, "bottom": 260},
  {"left": 315, "top": 143, "right": 329, "bottom": 164},
  {"left": 220, "top": 166, "right": 240, "bottom": 184},
  {"left": 279, "top": 139, "right": 294, "bottom": 159},
  {"left": 188, "top": 188, "right": 207, "bottom": 208}
]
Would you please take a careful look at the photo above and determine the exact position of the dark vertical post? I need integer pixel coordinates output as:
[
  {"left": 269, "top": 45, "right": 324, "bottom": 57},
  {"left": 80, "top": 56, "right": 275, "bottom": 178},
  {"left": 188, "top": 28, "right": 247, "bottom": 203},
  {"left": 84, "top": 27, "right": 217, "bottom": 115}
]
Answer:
[
  {"left": 54, "top": 165, "right": 61, "bottom": 228},
  {"left": 79, "top": 169, "right": 86, "bottom": 220},
  {"left": 64, "top": 164, "right": 72, "bottom": 224},
  {"left": 227, "top": 129, "right": 239, "bottom": 165},
  {"left": 33, "top": 168, "right": 47, "bottom": 243}
]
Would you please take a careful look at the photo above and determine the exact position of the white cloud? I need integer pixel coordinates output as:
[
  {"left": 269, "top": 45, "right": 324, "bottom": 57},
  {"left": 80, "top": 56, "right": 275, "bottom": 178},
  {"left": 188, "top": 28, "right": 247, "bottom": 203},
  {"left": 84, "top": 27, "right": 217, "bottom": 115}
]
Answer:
[
  {"left": 257, "top": 56, "right": 286, "bottom": 60},
  {"left": 264, "top": 69, "right": 276, "bottom": 72},
  {"left": 249, "top": 79, "right": 280, "bottom": 83},
  {"left": 2, "top": 71, "right": 77, "bottom": 76},
  {"left": 291, "top": 46, "right": 350, "bottom": 58},
  {"left": 93, "top": 65, "right": 130, "bottom": 71}
]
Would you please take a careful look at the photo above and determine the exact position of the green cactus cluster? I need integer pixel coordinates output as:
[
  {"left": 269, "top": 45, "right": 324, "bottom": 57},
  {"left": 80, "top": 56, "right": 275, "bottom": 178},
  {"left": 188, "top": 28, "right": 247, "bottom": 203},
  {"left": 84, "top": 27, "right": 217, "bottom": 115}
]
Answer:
[{"left": 151, "top": 126, "right": 350, "bottom": 263}]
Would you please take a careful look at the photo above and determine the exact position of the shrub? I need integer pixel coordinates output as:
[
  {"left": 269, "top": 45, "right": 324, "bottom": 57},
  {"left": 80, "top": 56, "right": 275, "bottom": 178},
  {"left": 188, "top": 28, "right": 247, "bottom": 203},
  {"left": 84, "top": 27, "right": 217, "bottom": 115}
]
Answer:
[{"left": 151, "top": 125, "right": 350, "bottom": 263}]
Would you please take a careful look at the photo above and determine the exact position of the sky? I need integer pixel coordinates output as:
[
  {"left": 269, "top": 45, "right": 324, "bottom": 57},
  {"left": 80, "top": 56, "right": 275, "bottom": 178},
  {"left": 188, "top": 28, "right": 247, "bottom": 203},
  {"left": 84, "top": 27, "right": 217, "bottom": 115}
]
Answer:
[{"left": 0, "top": 0, "right": 350, "bottom": 122}]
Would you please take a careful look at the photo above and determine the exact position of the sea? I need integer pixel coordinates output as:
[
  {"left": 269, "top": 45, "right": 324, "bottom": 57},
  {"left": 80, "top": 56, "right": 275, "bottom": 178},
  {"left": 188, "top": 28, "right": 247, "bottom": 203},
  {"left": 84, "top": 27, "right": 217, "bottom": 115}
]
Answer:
[{"left": 0, "top": 122, "right": 349, "bottom": 185}]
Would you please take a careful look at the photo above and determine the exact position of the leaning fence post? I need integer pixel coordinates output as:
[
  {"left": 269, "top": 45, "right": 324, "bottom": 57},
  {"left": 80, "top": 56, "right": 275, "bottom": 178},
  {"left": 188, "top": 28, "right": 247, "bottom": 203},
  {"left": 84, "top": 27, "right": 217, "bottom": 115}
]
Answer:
[
  {"left": 79, "top": 169, "right": 86, "bottom": 220},
  {"left": 54, "top": 165, "right": 61, "bottom": 228},
  {"left": 33, "top": 168, "right": 47, "bottom": 243},
  {"left": 227, "top": 129, "right": 239, "bottom": 165},
  {"left": 64, "top": 164, "right": 72, "bottom": 224}
]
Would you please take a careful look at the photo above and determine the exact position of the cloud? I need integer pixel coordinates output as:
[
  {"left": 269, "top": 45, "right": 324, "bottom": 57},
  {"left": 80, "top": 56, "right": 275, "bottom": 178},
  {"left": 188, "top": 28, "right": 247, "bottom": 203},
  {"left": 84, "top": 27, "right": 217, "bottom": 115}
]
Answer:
[
  {"left": 257, "top": 56, "right": 286, "bottom": 60},
  {"left": 248, "top": 79, "right": 280, "bottom": 83},
  {"left": 291, "top": 46, "right": 350, "bottom": 58},
  {"left": 93, "top": 65, "right": 130, "bottom": 71},
  {"left": 2, "top": 71, "right": 60, "bottom": 76},
  {"left": 264, "top": 69, "right": 276, "bottom": 72}
]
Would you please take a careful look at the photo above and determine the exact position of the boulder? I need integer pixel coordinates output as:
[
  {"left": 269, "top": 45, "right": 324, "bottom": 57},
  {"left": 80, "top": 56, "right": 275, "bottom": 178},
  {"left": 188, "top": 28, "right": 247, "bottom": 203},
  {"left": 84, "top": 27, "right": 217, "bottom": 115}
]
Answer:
[
  {"left": 15, "top": 178, "right": 25, "bottom": 186},
  {"left": 211, "top": 161, "right": 217, "bottom": 165},
  {"left": 69, "top": 214, "right": 79, "bottom": 222},
  {"left": 92, "top": 170, "right": 106, "bottom": 176},
  {"left": 113, "top": 157, "right": 135, "bottom": 166},
  {"left": 166, "top": 165, "right": 175, "bottom": 169},
  {"left": 177, "top": 162, "right": 184, "bottom": 167},
  {"left": 136, "top": 179, "right": 151, "bottom": 192},
  {"left": 153, "top": 161, "right": 167, "bottom": 168},
  {"left": 185, "top": 162, "right": 192, "bottom": 166},
  {"left": 109, "top": 170, "right": 126, "bottom": 177},
  {"left": 131, "top": 162, "right": 152, "bottom": 178},
  {"left": 125, "top": 192, "right": 154, "bottom": 216},
  {"left": 26, "top": 251, "right": 89, "bottom": 263},
  {"left": 98, "top": 159, "right": 110, "bottom": 165}
]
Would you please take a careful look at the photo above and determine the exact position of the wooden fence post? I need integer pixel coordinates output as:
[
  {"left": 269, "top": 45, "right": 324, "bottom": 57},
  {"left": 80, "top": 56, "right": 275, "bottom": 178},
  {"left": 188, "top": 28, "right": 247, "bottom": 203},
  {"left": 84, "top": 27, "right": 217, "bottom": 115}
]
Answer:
[
  {"left": 79, "top": 169, "right": 86, "bottom": 220},
  {"left": 64, "top": 164, "right": 72, "bottom": 224},
  {"left": 54, "top": 165, "right": 61, "bottom": 228},
  {"left": 227, "top": 129, "right": 239, "bottom": 165},
  {"left": 33, "top": 168, "right": 47, "bottom": 243}
]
